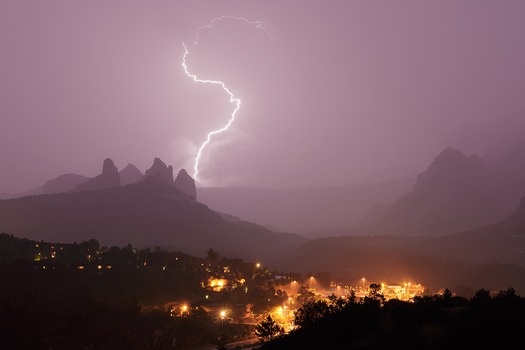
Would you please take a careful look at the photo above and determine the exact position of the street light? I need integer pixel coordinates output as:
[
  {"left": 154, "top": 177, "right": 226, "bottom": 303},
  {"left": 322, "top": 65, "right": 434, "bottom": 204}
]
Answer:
[{"left": 218, "top": 309, "right": 228, "bottom": 349}]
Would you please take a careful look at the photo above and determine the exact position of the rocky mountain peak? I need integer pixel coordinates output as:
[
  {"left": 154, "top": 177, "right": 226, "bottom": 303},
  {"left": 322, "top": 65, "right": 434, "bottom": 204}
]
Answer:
[
  {"left": 120, "top": 163, "right": 143, "bottom": 186},
  {"left": 102, "top": 158, "right": 118, "bottom": 175},
  {"left": 143, "top": 158, "right": 173, "bottom": 184},
  {"left": 72, "top": 158, "right": 121, "bottom": 192},
  {"left": 414, "top": 147, "right": 489, "bottom": 193},
  {"left": 174, "top": 169, "right": 197, "bottom": 200}
]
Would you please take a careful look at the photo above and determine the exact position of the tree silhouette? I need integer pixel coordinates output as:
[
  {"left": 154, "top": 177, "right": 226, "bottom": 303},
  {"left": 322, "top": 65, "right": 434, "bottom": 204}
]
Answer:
[
  {"left": 206, "top": 248, "right": 220, "bottom": 263},
  {"left": 294, "top": 300, "right": 331, "bottom": 328},
  {"left": 296, "top": 285, "right": 315, "bottom": 305},
  {"left": 471, "top": 288, "right": 491, "bottom": 304},
  {"left": 368, "top": 283, "right": 386, "bottom": 305},
  {"left": 443, "top": 288, "right": 453, "bottom": 299},
  {"left": 255, "top": 315, "right": 284, "bottom": 342}
]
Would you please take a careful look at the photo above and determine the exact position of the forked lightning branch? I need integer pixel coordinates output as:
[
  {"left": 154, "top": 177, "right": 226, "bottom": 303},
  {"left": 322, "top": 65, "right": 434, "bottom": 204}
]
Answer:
[{"left": 182, "top": 16, "right": 275, "bottom": 182}]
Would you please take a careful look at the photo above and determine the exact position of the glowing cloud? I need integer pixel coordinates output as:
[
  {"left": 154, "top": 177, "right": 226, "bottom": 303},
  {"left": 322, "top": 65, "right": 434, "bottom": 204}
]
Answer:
[{"left": 182, "top": 16, "right": 275, "bottom": 182}]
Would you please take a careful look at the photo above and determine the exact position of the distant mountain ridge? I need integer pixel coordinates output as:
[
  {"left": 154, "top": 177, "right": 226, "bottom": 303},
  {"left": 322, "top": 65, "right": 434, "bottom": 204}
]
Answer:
[
  {"left": 0, "top": 157, "right": 196, "bottom": 200},
  {"left": 1, "top": 157, "right": 414, "bottom": 236},
  {"left": 43, "top": 174, "right": 90, "bottom": 194}
]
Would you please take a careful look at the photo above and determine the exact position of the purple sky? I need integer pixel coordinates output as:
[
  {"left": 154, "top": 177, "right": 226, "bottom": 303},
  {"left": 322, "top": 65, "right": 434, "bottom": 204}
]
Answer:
[{"left": 1, "top": 0, "right": 525, "bottom": 192}]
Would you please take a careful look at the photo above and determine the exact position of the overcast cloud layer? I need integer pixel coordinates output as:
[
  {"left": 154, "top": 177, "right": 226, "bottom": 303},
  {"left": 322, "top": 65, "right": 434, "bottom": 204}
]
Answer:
[{"left": 1, "top": 0, "right": 525, "bottom": 192}]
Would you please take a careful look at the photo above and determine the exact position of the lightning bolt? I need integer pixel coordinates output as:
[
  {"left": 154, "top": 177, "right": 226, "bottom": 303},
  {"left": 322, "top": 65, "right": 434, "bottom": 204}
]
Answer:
[
  {"left": 182, "top": 16, "right": 276, "bottom": 182},
  {"left": 181, "top": 42, "right": 241, "bottom": 182}
]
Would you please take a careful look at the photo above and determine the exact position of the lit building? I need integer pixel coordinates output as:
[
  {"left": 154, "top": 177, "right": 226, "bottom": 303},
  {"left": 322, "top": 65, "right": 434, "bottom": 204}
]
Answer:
[{"left": 208, "top": 277, "right": 229, "bottom": 292}]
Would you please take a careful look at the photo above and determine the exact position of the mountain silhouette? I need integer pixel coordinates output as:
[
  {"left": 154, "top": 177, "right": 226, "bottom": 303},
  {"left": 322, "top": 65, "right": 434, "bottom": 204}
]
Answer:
[
  {"left": 42, "top": 173, "right": 90, "bottom": 194},
  {"left": 174, "top": 169, "right": 197, "bottom": 200},
  {"left": 142, "top": 157, "right": 173, "bottom": 184},
  {"left": 0, "top": 176, "right": 304, "bottom": 260},
  {"left": 358, "top": 147, "right": 506, "bottom": 235},
  {"left": 72, "top": 158, "right": 120, "bottom": 192},
  {"left": 119, "top": 163, "right": 143, "bottom": 185}
]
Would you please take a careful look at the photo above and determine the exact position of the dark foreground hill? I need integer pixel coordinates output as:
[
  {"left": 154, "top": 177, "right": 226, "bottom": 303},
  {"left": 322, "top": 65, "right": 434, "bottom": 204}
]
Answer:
[
  {"left": 0, "top": 177, "right": 304, "bottom": 261},
  {"left": 412, "top": 196, "right": 525, "bottom": 267}
]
